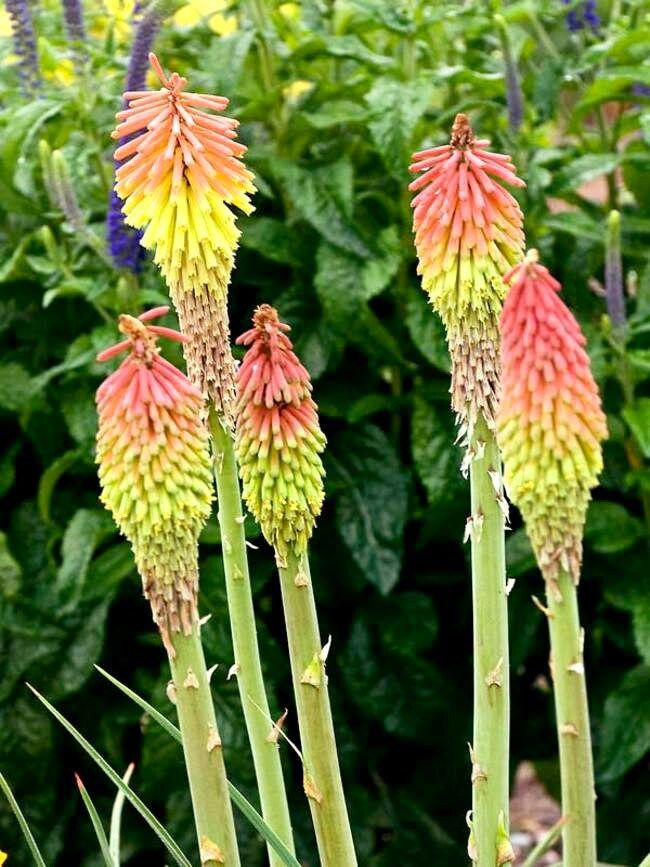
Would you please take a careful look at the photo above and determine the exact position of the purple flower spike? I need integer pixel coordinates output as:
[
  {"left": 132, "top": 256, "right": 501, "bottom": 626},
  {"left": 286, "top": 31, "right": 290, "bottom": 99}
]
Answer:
[
  {"left": 107, "top": 3, "right": 161, "bottom": 272},
  {"left": 62, "top": 0, "right": 86, "bottom": 47},
  {"left": 5, "top": 0, "right": 41, "bottom": 94}
]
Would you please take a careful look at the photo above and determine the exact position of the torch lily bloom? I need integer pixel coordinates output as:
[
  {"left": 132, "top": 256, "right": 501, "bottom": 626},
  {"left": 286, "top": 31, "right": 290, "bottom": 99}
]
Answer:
[
  {"left": 235, "top": 305, "right": 326, "bottom": 561},
  {"left": 95, "top": 307, "right": 213, "bottom": 652},
  {"left": 497, "top": 251, "right": 607, "bottom": 584},
  {"left": 111, "top": 53, "right": 256, "bottom": 418},
  {"left": 409, "top": 113, "right": 525, "bottom": 437}
]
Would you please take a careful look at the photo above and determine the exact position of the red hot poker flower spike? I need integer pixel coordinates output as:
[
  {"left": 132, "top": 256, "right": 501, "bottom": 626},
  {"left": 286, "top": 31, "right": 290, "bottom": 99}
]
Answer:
[
  {"left": 497, "top": 251, "right": 607, "bottom": 585},
  {"left": 235, "top": 305, "right": 326, "bottom": 562},
  {"left": 409, "top": 113, "right": 525, "bottom": 438},
  {"left": 96, "top": 307, "right": 213, "bottom": 652}
]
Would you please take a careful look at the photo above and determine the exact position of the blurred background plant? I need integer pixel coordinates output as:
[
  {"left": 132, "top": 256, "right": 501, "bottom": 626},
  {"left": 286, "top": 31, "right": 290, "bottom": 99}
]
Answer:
[{"left": 0, "top": 0, "right": 648, "bottom": 864}]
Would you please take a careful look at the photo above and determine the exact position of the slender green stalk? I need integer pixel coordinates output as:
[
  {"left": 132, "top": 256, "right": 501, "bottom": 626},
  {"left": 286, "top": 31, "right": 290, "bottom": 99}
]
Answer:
[
  {"left": 277, "top": 550, "right": 357, "bottom": 867},
  {"left": 546, "top": 571, "right": 597, "bottom": 867},
  {"left": 468, "top": 418, "right": 511, "bottom": 865},
  {"left": 210, "top": 412, "right": 295, "bottom": 865},
  {"left": 168, "top": 628, "right": 241, "bottom": 867}
]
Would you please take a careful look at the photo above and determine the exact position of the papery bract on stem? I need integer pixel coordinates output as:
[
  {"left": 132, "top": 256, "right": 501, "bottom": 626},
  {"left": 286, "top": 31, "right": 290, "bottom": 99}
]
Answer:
[
  {"left": 409, "top": 113, "right": 525, "bottom": 439},
  {"left": 95, "top": 307, "right": 213, "bottom": 652},
  {"left": 235, "top": 305, "right": 326, "bottom": 561},
  {"left": 497, "top": 251, "right": 607, "bottom": 585}
]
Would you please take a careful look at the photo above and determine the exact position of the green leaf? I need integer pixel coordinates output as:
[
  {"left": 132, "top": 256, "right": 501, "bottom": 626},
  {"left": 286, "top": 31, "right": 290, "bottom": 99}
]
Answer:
[
  {"left": 75, "top": 776, "right": 116, "bottom": 867},
  {"left": 27, "top": 685, "right": 193, "bottom": 867},
  {"left": 405, "top": 292, "right": 450, "bottom": 372},
  {"left": 56, "top": 509, "right": 115, "bottom": 604},
  {"left": 329, "top": 424, "right": 408, "bottom": 594},
  {"left": 0, "top": 443, "right": 19, "bottom": 497},
  {"left": 556, "top": 154, "right": 621, "bottom": 191},
  {"left": 0, "top": 770, "right": 48, "bottom": 867},
  {"left": 505, "top": 528, "right": 536, "bottom": 577},
  {"left": 240, "top": 216, "right": 302, "bottom": 265},
  {"left": 543, "top": 211, "right": 602, "bottom": 242},
  {"left": 597, "top": 665, "right": 650, "bottom": 783},
  {"left": 623, "top": 398, "right": 650, "bottom": 458},
  {"left": 109, "top": 764, "right": 135, "bottom": 867},
  {"left": 411, "top": 394, "right": 464, "bottom": 508},
  {"left": 0, "top": 363, "right": 37, "bottom": 412},
  {"left": 273, "top": 160, "right": 370, "bottom": 257},
  {"left": 365, "top": 75, "right": 434, "bottom": 178},
  {"left": 37, "top": 450, "right": 80, "bottom": 522},
  {"left": 199, "top": 30, "right": 255, "bottom": 95},
  {"left": 303, "top": 100, "right": 368, "bottom": 129},
  {"left": 292, "top": 34, "right": 393, "bottom": 69},
  {"left": 94, "top": 667, "right": 302, "bottom": 867},
  {"left": 0, "top": 530, "right": 22, "bottom": 597},
  {"left": 585, "top": 502, "right": 642, "bottom": 553}
]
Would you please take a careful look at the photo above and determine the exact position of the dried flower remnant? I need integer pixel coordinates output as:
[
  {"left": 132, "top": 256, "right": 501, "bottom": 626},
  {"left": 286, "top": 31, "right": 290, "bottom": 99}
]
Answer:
[
  {"left": 497, "top": 251, "right": 607, "bottom": 584},
  {"left": 409, "top": 113, "right": 525, "bottom": 437},
  {"left": 235, "top": 305, "right": 326, "bottom": 561},
  {"left": 111, "top": 53, "right": 256, "bottom": 416},
  {"left": 95, "top": 307, "right": 213, "bottom": 652}
]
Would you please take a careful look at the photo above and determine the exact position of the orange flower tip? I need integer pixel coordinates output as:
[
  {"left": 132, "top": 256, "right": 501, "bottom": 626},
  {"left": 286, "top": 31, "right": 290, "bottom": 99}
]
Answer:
[
  {"left": 74, "top": 773, "right": 83, "bottom": 789},
  {"left": 96, "top": 308, "right": 188, "bottom": 363}
]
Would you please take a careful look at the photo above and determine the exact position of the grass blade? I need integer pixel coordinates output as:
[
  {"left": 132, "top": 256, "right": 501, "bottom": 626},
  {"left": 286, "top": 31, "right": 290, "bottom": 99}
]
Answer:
[
  {"left": 0, "top": 770, "right": 47, "bottom": 867},
  {"left": 109, "top": 763, "right": 135, "bottom": 866},
  {"left": 75, "top": 775, "right": 116, "bottom": 867},
  {"left": 94, "top": 665, "right": 302, "bottom": 867},
  {"left": 521, "top": 817, "right": 566, "bottom": 867},
  {"left": 26, "top": 684, "right": 191, "bottom": 867}
]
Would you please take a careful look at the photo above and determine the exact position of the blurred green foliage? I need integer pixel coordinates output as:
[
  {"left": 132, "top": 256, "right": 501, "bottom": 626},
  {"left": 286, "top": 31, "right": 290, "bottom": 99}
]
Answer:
[{"left": 0, "top": 0, "right": 649, "bottom": 864}]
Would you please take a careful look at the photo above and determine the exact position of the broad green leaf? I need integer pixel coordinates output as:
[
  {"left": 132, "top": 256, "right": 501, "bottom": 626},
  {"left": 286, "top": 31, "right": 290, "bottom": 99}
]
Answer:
[
  {"left": 411, "top": 394, "right": 464, "bottom": 508},
  {"left": 292, "top": 34, "right": 393, "bottom": 69},
  {"left": 0, "top": 770, "right": 47, "bottom": 867},
  {"left": 597, "top": 665, "right": 650, "bottom": 783},
  {"left": 199, "top": 30, "right": 255, "bottom": 95},
  {"left": 556, "top": 153, "right": 620, "bottom": 190},
  {"left": 543, "top": 211, "right": 602, "bottom": 242},
  {"left": 585, "top": 502, "right": 642, "bottom": 553},
  {"left": 240, "top": 216, "right": 302, "bottom": 265},
  {"left": 27, "top": 685, "right": 192, "bottom": 867},
  {"left": 56, "top": 509, "right": 114, "bottom": 604},
  {"left": 0, "top": 363, "right": 37, "bottom": 413},
  {"left": 329, "top": 424, "right": 408, "bottom": 594},
  {"left": 623, "top": 398, "right": 650, "bottom": 458},
  {"left": 405, "top": 292, "right": 450, "bottom": 372},
  {"left": 365, "top": 75, "right": 435, "bottom": 178},
  {"left": 303, "top": 100, "right": 368, "bottom": 129},
  {"left": 273, "top": 160, "right": 370, "bottom": 257},
  {"left": 505, "top": 528, "right": 536, "bottom": 577},
  {"left": 75, "top": 776, "right": 116, "bottom": 867},
  {"left": 0, "top": 530, "right": 22, "bottom": 597}
]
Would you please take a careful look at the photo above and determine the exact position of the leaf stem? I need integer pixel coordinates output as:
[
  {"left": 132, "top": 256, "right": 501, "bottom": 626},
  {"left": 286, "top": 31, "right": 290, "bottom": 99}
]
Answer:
[
  {"left": 276, "top": 550, "right": 357, "bottom": 866},
  {"left": 168, "top": 628, "right": 241, "bottom": 867},
  {"left": 469, "top": 418, "right": 511, "bottom": 865},
  {"left": 210, "top": 412, "right": 296, "bottom": 866},
  {"left": 545, "top": 570, "right": 597, "bottom": 866}
]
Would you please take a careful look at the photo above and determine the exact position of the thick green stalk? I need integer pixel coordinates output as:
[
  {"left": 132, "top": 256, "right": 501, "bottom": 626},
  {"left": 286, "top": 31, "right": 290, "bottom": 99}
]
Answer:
[
  {"left": 468, "top": 418, "right": 511, "bottom": 866},
  {"left": 210, "top": 412, "right": 296, "bottom": 865},
  {"left": 168, "top": 628, "right": 241, "bottom": 867},
  {"left": 277, "top": 550, "right": 357, "bottom": 867},
  {"left": 546, "top": 570, "right": 597, "bottom": 867}
]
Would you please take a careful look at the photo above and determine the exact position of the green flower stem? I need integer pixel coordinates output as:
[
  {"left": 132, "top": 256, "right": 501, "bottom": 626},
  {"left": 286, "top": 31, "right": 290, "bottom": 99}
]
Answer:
[
  {"left": 168, "top": 628, "right": 241, "bottom": 867},
  {"left": 469, "top": 418, "right": 511, "bottom": 865},
  {"left": 277, "top": 550, "right": 357, "bottom": 867},
  {"left": 210, "top": 412, "right": 296, "bottom": 866},
  {"left": 546, "top": 570, "right": 597, "bottom": 867}
]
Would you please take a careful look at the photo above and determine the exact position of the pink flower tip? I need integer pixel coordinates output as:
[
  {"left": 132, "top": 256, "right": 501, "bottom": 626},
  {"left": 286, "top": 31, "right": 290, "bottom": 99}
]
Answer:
[{"left": 96, "top": 308, "right": 188, "bottom": 363}]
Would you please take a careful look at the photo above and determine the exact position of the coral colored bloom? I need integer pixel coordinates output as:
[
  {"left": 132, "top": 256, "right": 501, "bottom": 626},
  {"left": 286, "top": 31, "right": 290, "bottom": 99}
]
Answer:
[
  {"left": 95, "top": 307, "right": 213, "bottom": 651},
  {"left": 497, "top": 251, "right": 607, "bottom": 584},
  {"left": 111, "top": 53, "right": 255, "bottom": 418},
  {"left": 409, "top": 113, "right": 525, "bottom": 436},
  {"left": 235, "top": 305, "right": 326, "bottom": 561}
]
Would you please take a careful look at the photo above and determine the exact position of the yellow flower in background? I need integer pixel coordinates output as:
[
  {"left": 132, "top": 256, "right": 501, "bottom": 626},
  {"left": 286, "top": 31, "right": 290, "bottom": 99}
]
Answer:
[
  {"left": 0, "top": 5, "right": 13, "bottom": 38},
  {"left": 283, "top": 79, "right": 313, "bottom": 102},
  {"left": 208, "top": 12, "right": 237, "bottom": 35},
  {"left": 44, "top": 57, "right": 75, "bottom": 85},
  {"left": 0, "top": 849, "right": 7, "bottom": 865},
  {"left": 278, "top": 3, "right": 300, "bottom": 19},
  {"left": 174, "top": 0, "right": 232, "bottom": 29},
  {"left": 90, "top": 0, "right": 135, "bottom": 43}
]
